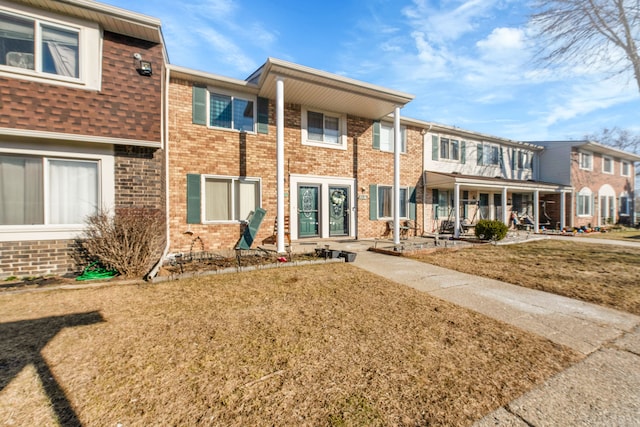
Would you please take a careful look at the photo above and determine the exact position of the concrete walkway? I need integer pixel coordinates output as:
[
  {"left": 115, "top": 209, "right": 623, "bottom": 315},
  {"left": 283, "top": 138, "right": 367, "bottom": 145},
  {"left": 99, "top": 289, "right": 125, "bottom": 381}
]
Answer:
[{"left": 328, "top": 237, "right": 640, "bottom": 426}]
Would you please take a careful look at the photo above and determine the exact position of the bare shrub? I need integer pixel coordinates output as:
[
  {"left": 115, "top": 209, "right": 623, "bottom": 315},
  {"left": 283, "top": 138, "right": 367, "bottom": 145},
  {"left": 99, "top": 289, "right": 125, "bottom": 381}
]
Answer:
[{"left": 80, "top": 208, "right": 165, "bottom": 278}]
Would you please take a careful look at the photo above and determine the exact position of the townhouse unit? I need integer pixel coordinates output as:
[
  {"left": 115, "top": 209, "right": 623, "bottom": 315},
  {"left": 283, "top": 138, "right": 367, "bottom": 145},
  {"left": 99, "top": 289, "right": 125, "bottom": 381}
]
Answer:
[
  {"left": 536, "top": 140, "right": 640, "bottom": 228},
  {"left": 0, "top": 0, "right": 166, "bottom": 278}
]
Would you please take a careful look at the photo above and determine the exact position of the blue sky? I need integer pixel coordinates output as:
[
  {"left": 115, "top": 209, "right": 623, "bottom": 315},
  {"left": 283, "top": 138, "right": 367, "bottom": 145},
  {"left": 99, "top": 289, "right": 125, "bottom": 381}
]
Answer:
[{"left": 103, "top": 0, "right": 639, "bottom": 142}]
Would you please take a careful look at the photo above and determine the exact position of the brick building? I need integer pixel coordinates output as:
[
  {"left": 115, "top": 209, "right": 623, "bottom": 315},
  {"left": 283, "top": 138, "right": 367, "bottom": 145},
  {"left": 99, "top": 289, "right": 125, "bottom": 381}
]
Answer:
[{"left": 0, "top": 0, "right": 166, "bottom": 278}]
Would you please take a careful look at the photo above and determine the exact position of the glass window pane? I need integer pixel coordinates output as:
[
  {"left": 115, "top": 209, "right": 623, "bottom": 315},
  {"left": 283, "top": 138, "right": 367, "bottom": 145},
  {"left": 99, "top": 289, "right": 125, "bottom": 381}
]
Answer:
[
  {"left": 308, "top": 111, "right": 324, "bottom": 141},
  {"left": 0, "top": 13, "right": 35, "bottom": 70},
  {"left": 451, "top": 140, "right": 459, "bottom": 160},
  {"left": 440, "top": 138, "right": 449, "bottom": 159},
  {"left": 0, "top": 155, "right": 43, "bottom": 225},
  {"left": 378, "top": 186, "right": 392, "bottom": 218},
  {"left": 49, "top": 159, "right": 98, "bottom": 224},
  {"left": 42, "top": 25, "right": 78, "bottom": 77},
  {"left": 236, "top": 180, "right": 258, "bottom": 221},
  {"left": 399, "top": 188, "right": 408, "bottom": 218},
  {"left": 324, "top": 116, "right": 339, "bottom": 143},
  {"left": 380, "top": 124, "right": 392, "bottom": 151},
  {"left": 205, "top": 178, "right": 231, "bottom": 221},
  {"left": 211, "top": 94, "right": 232, "bottom": 128},
  {"left": 233, "top": 98, "right": 254, "bottom": 132}
]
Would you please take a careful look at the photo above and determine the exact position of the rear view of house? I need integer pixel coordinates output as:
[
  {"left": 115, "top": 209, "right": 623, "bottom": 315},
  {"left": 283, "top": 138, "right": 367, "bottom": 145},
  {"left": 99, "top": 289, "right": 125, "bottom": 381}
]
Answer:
[{"left": 0, "top": 0, "right": 166, "bottom": 279}]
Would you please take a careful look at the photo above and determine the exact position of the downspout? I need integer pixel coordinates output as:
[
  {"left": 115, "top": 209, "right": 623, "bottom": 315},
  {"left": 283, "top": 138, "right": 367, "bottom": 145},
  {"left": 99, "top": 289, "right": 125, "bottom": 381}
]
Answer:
[{"left": 147, "top": 64, "right": 171, "bottom": 280}]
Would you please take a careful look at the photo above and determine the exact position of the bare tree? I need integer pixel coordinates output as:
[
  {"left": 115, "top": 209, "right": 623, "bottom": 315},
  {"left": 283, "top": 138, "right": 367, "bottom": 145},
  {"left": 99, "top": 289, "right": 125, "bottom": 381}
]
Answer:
[
  {"left": 530, "top": 0, "right": 640, "bottom": 93},
  {"left": 586, "top": 126, "right": 640, "bottom": 153}
]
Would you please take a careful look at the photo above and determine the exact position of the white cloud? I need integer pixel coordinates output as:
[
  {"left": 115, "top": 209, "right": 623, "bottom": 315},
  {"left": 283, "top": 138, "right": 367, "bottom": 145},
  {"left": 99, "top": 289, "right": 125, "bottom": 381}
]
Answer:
[
  {"left": 195, "top": 27, "right": 257, "bottom": 73},
  {"left": 476, "top": 27, "right": 526, "bottom": 59}
]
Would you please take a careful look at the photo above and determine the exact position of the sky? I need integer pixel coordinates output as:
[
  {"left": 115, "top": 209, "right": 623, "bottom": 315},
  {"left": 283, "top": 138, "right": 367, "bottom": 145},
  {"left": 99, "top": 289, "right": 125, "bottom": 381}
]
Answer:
[{"left": 102, "top": 0, "right": 640, "bottom": 142}]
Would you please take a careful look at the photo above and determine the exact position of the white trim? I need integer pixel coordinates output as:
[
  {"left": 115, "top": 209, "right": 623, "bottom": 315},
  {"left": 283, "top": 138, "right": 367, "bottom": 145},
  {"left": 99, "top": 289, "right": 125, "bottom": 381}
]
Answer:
[
  {"left": 0, "top": 127, "right": 161, "bottom": 148},
  {"left": 300, "top": 107, "right": 347, "bottom": 150},
  {"left": 578, "top": 150, "right": 593, "bottom": 171},
  {"left": 602, "top": 155, "right": 614, "bottom": 174},
  {"left": 206, "top": 86, "right": 258, "bottom": 134},
  {"left": 379, "top": 121, "right": 406, "bottom": 154},
  {"left": 200, "top": 175, "right": 262, "bottom": 223},
  {"left": 621, "top": 160, "right": 631, "bottom": 177}
]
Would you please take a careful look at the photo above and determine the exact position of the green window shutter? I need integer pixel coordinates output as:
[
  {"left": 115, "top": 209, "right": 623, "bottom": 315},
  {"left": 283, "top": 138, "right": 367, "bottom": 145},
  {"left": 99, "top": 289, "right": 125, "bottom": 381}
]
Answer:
[
  {"left": 372, "top": 121, "right": 380, "bottom": 149},
  {"left": 257, "top": 97, "right": 269, "bottom": 134},
  {"left": 432, "top": 189, "right": 439, "bottom": 219},
  {"left": 477, "top": 144, "right": 483, "bottom": 166},
  {"left": 186, "top": 174, "right": 201, "bottom": 224},
  {"left": 369, "top": 184, "right": 378, "bottom": 220},
  {"left": 461, "top": 141, "right": 466, "bottom": 164},
  {"left": 511, "top": 149, "right": 516, "bottom": 170},
  {"left": 432, "top": 135, "right": 439, "bottom": 161},
  {"left": 192, "top": 85, "right": 207, "bottom": 125},
  {"left": 409, "top": 186, "right": 417, "bottom": 220},
  {"left": 499, "top": 147, "right": 504, "bottom": 167}
]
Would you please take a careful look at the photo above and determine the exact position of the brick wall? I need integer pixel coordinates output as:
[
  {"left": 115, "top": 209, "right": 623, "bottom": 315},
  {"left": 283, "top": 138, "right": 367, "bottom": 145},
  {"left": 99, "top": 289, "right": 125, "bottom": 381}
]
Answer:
[
  {"left": 0, "top": 240, "right": 80, "bottom": 278},
  {"left": 115, "top": 145, "right": 165, "bottom": 210},
  {"left": 0, "top": 31, "right": 163, "bottom": 142}
]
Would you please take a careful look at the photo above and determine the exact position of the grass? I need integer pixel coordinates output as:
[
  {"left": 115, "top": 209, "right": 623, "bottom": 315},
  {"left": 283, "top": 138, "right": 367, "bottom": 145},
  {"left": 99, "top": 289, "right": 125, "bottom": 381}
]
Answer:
[
  {"left": 0, "top": 263, "right": 579, "bottom": 426},
  {"left": 575, "top": 228, "right": 640, "bottom": 241},
  {"left": 408, "top": 239, "right": 640, "bottom": 315}
]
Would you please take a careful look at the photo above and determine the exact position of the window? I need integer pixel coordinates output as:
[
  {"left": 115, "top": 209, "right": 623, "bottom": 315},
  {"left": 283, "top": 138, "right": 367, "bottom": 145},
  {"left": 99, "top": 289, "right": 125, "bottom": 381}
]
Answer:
[
  {"left": 377, "top": 186, "right": 408, "bottom": 219},
  {"left": 576, "top": 187, "right": 593, "bottom": 216},
  {"left": 210, "top": 92, "right": 255, "bottom": 132},
  {"left": 379, "top": 122, "right": 406, "bottom": 153},
  {"left": 0, "top": 10, "right": 79, "bottom": 78},
  {"left": 478, "top": 143, "right": 499, "bottom": 166},
  {"left": 202, "top": 176, "right": 259, "bottom": 222},
  {"left": 602, "top": 156, "right": 613, "bottom": 174},
  {"left": 301, "top": 108, "right": 346, "bottom": 149},
  {"left": 440, "top": 138, "right": 460, "bottom": 161},
  {"left": 579, "top": 151, "right": 593, "bottom": 170},
  {"left": 517, "top": 150, "right": 532, "bottom": 169},
  {"left": 621, "top": 161, "right": 631, "bottom": 177},
  {"left": 0, "top": 154, "right": 98, "bottom": 225},
  {"left": 620, "top": 193, "right": 631, "bottom": 216}
]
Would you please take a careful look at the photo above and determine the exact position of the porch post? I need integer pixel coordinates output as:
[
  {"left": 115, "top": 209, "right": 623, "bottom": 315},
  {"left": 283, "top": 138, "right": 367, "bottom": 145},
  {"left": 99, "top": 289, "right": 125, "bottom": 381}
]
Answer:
[
  {"left": 454, "top": 183, "right": 461, "bottom": 238},
  {"left": 276, "top": 77, "right": 285, "bottom": 253},
  {"left": 533, "top": 189, "right": 540, "bottom": 233},
  {"left": 560, "top": 190, "right": 566, "bottom": 230},
  {"left": 570, "top": 191, "right": 575, "bottom": 229},
  {"left": 393, "top": 106, "right": 401, "bottom": 245},
  {"left": 502, "top": 186, "right": 508, "bottom": 225}
]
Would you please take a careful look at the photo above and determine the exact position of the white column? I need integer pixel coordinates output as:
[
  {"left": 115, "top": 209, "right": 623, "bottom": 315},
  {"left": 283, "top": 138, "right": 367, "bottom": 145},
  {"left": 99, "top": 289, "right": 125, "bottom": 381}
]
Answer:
[
  {"left": 454, "top": 183, "right": 461, "bottom": 238},
  {"left": 570, "top": 191, "right": 575, "bottom": 229},
  {"left": 276, "top": 77, "right": 285, "bottom": 253},
  {"left": 560, "top": 191, "right": 566, "bottom": 230},
  {"left": 502, "top": 187, "right": 508, "bottom": 225},
  {"left": 393, "top": 106, "right": 401, "bottom": 245},
  {"left": 533, "top": 190, "right": 540, "bottom": 233}
]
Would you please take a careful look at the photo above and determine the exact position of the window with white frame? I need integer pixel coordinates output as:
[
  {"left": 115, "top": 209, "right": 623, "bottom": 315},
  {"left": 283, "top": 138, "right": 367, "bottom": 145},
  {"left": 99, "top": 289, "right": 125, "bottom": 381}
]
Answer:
[
  {"left": 440, "top": 137, "right": 460, "bottom": 161},
  {"left": 576, "top": 187, "right": 593, "bottom": 216},
  {"left": 602, "top": 156, "right": 613, "bottom": 174},
  {"left": 209, "top": 91, "right": 255, "bottom": 132},
  {"left": 478, "top": 143, "right": 499, "bottom": 166},
  {"left": 579, "top": 151, "right": 593, "bottom": 170},
  {"left": 0, "top": 154, "right": 99, "bottom": 225},
  {"left": 620, "top": 192, "right": 631, "bottom": 215},
  {"left": 301, "top": 107, "right": 346, "bottom": 149},
  {"left": 517, "top": 150, "right": 532, "bottom": 169},
  {"left": 377, "top": 185, "right": 408, "bottom": 219},
  {"left": 621, "top": 161, "right": 631, "bottom": 177},
  {"left": 379, "top": 122, "right": 406, "bottom": 153},
  {"left": 203, "top": 176, "right": 260, "bottom": 222}
]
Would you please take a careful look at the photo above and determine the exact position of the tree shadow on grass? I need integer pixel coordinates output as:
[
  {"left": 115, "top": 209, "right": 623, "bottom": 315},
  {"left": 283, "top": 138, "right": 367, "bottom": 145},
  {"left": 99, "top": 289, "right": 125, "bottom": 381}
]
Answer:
[{"left": 0, "top": 311, "right": 105, "bottom": 426}]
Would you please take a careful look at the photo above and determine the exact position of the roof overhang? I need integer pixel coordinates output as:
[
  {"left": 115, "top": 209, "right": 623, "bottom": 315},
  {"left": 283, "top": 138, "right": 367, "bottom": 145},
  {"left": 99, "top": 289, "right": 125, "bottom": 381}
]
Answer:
[
  {"left": 530, "top": 140, "right": 640, "bottom": 162},
  {"left": 8, "top": 0, "right": 164, "bottom": 43},
  {"left": 425, "top": 171, "right": 572, "bottom": 193},
  {"left": 168, "top": 64, "right": 260, "bottom": 94},
  {"left": 248, "top": 58, "right": 414, "bottom": 119}
]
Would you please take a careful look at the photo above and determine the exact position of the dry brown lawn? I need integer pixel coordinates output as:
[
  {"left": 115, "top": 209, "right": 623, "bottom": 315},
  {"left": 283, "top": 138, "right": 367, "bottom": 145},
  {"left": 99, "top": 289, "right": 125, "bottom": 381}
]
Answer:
[
  {"left": 576, "top": 228, "right": 640, "bottom": 241},
  {"left": 0, "top": 263, "right": 579, "bottom": 426},
  {"left": 409, "top": 239, "right": 640, "bottom": 315}
]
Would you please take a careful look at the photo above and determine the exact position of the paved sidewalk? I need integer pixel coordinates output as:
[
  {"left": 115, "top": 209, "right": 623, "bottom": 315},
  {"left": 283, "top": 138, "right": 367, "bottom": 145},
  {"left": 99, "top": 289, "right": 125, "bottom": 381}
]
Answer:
[{"left": 327, "top": 238, "right": 640, "bottom": 426}]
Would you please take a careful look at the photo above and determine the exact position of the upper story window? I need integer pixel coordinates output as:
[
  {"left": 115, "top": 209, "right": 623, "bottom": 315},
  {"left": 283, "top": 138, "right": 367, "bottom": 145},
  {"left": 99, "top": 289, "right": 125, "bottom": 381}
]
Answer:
[
  {"left": 378, "top": 122, "right": 406, "bottom": 153},
  {"left": 0, "top": 5, "right": 100, "bottom": 89},
  {"left": 478, "top": 143, "right": 500, "bottom": 166},
  {"left": 579, "top": 151, "right": 593, "bottom": 170},
  {"left": 517, "top": 150, "right": 533, "bottom": 169},
  {"left": 621, "top": 161, "right": 631, "bottom": 177},
  {"left": 301, "top": 107, "right": 347, "bottom": 150},
  {"left": 210, "top": 92, "right": 255, "bottom": 132},
  {"left": 602, "top": 156, "right": 613, "bottom": 174},
  {"left": 440, "top": 138, "right": 460, "bottom": 161}
]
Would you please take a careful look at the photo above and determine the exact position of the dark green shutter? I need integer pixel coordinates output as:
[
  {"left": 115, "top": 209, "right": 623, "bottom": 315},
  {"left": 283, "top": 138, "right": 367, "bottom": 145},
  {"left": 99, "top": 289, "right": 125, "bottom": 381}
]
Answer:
[
  {"left": 369, "top": 184, "right": 378, "bottom": 220},
  {"left": 461, "top": 141, "right": 466, "bottom": 164},
  {"left": 257, "top": 97, "right": 269, "bottom": 134},
  {"left": 192, "top": 85, "right": 207, "bottom": 125},
  {"left": 186, "top": 174, "right": 201, "bottom": 224},
  {"left": 432, "top": 189, "right": 439, "bottom": 219},
  {"left": 477, "top": 144, "right": 483, "bottom": 166},
  {"left": 372, "top": 121, "right": 380, "bottom": 149},
  {"left": 432, "top": 135, "right": 439, "bottom": 161},
  {"left": 511, "top": 149, "right": 516, "bottom": 170},
  {"left": 499, "top": 147, "right": 504, "bottom": 167},
  {"left": 409, "top": 186, "right": 417, "bottom": 220}
]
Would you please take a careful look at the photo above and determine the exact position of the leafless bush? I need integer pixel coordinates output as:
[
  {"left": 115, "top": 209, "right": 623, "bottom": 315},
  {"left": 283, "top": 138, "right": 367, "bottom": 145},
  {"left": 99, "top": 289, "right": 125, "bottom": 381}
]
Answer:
[{"left": 80, "top": 208, "right": 165, "bottom": 278}]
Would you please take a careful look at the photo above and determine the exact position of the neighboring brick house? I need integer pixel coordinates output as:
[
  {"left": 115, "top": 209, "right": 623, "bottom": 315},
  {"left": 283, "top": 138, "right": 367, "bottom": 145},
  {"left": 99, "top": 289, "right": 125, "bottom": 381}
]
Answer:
[
  {"left": 0, "top": 0, "right": 166, "bottom": 278},
  {"left": 166, "top": 59, "right": 423, "bottom": 256},
  {"left": 536, "top": 140, "right": 640, "bottom": 228}
]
